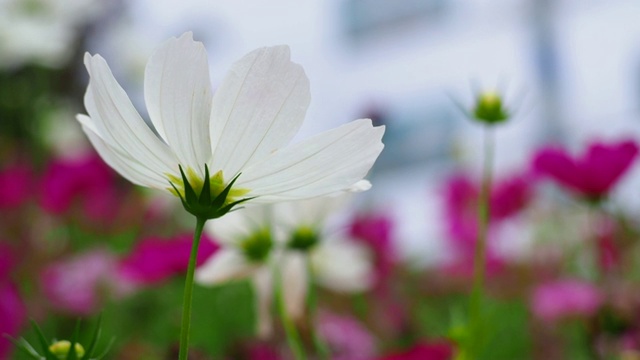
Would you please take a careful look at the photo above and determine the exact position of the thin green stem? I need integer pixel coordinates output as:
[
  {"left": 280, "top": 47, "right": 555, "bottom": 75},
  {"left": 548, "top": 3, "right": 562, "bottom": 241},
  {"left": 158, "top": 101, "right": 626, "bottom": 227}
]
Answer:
[
  {"left": 276, "top": 262, "right": 307, "bottom": 360},
  {"left": 306, "top": 259, "right": 330, "bottom": 360},
  {"left": 468, "top": 126, "right": 495, "bottom": 356},
  {"left": 178, "top": 216, "right": 207, "bottom": 360}
]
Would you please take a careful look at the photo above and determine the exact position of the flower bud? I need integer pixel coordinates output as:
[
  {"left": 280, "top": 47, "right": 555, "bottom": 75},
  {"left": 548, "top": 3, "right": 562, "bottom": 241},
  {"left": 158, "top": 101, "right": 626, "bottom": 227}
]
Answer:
[
  {"left": 472, "top": 92, "right": 509, "bottom": 125},
  {"left": 49, "top": 340, "right": 85, "bottom": 359}
]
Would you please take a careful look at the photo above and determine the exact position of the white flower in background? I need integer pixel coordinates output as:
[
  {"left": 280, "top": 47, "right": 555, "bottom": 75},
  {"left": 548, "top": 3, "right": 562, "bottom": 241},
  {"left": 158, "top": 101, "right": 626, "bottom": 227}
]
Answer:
[
  {"left": 195, "top": 206, "right": 277, "bottom": 338},
  {"left": 277, "top": 195, "right": 374, "bottom": 319},
  {"left": 0, "top": 0, "right": 105, "bottom": 69},
  {"left": 196, "top": 194, "right": 374, "bottom": 336},
  {"left": 77, "top": 32, "right": 384, "bottom": 219}
]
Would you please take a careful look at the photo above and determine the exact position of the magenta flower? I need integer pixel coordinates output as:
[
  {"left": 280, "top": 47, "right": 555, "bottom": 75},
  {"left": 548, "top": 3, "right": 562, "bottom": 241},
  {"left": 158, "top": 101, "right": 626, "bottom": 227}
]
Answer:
[
  {"left": 318, "top": 311, "right": 376, "bottom": 360},
  {"left": 531, "top": 279, "right": 603, "bottom": 322},
  {"left": 0, "top": 281, "right": 26, "bottom": 359},
  {"left": 441, "top": 172, "right": 532, "bottom": 275},
  {"left": 377, "top": 341, "right": 454, "bottom": 360},
  {"left": 533, "top": 140, "right": 638, "bottom": 200},
  {"left": 349, "top": 213, "right": 396, "bottom": 284},
  {"left": 0, "top": 243, "right": 26, "bottom": 359},
  {"left": 39, "top": 153, "right": 119, "bottom": 223},
  {"left": 0, "top": 162, "right": 33, "bottom": 210},
  {"left": 119, "top": 232, "right": 219, "bottom": 285},
  {"left": 246, "top": 343, "right": 282, "bottom": 360},
  {"left": 41, "top": 250, "right": 121, "bottom": 315}
]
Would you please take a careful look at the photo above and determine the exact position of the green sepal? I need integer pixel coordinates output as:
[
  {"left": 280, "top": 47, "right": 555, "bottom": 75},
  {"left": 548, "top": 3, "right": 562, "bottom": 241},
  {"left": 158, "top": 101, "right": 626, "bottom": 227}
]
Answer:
[
  {"left": 171, "top": 166, "right": 255, "bottom": 220},
  {"left": 179, "top": 165, "right": 198, "bottom": 205}
]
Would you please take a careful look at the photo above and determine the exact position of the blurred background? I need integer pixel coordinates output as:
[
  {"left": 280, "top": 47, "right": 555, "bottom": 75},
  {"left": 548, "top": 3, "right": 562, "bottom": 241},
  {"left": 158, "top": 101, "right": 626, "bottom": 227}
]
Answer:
[{"left": 3, "top": 0, "right": 640, "bottom": 359}]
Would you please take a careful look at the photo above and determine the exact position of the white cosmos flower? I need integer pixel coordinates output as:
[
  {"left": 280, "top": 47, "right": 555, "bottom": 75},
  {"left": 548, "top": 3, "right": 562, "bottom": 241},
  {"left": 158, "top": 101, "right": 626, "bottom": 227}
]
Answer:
[
  {"left": 0, "top": 0, "right": 104, "bottom": 69},
  {"left": 76, "top": 32, "right": 384, "bottom": 213},
  {"left": 196, "top": 193, "right": 374, "bottom": 337}
]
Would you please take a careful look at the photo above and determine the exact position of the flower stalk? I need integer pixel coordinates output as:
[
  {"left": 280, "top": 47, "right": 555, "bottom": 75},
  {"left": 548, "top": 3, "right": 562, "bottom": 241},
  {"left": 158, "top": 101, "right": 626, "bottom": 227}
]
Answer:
[
  {"left": 468, "top": 126, "right": 495, "bottom": 356},
  {"left": 276, "top": 265, "right": 307, "bottom": 360},
  {"left": 178, "top": 216, "right": 207, "bottom": 360}
]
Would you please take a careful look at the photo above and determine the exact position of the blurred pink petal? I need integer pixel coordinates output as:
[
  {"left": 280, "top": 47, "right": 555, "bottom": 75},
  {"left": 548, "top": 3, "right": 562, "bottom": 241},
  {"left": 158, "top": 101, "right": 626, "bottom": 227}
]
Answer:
[
  {"left": 246, "top": 343, "right": 281, "bottom": 360},
  {"left": 531, "top": 279, "right": 603, "bottom": 322},
  {"left": 0, "top": 242, "right": 25, "bottom": 359},
  {"left": 0, "top": 162, "right": 33, "bottom": 209},
  {"left": 441, "top": 172, "right": 532, "bottom": 273},
  {"left": 0, "top": 243, "right": 17, "bottom": 280},
  {"left": 377, "top": 341, "right": 454, "bottom": 360},
  {"left": 41, "top": 250, "right": 120, "bottom": 315},
  {"left": 349, "top": 213, "right": 396, "bottom": 284},
  {"left": 119, "top": 233, "right": 219, "bottom": 285},
  {"left": 39, "top": 153, "right": 119, "bottom": 222},
  {"left": 490, "top": 174, "right": 532, "bottom": 221},
  {"left": 0, "top": 281, "right": 26, "bottom": 359},
  {"left": 318, "top": 311, "right": 376, "bottom": 360},
  {"left": 533, "top": 140, "right": 638, "bottom": 199}
]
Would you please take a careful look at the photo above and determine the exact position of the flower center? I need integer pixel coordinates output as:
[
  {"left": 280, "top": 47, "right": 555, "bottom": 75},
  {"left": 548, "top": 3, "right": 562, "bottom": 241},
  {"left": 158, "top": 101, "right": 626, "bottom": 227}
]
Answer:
[
  {"left": 287, "top": 226, "right": 320, "bottom": 252},
  {"left": 240, "top": 227, "right": 273, "bottom": 263}
]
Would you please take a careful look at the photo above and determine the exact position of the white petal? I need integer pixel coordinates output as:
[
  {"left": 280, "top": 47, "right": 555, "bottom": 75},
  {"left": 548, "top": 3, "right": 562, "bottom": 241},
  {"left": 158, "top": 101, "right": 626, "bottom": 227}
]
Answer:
[
  {"left": 80, "top": 120, "right": 169, "bottom": 189},
  {"left": 251, "top": 267, "right": 273, "bottom": 339},
  {"left": 206, "top": 205, "right": 275, "bottom": 245},
  {"left": 195, "top": 248, "right": 258, "bottom": 284},
  {"left": 349, "top": 180, "right": 372, "bottom": 192},
  {"left": 239, "top": 119, "right": 385, "bottom": 202},
  {"left": 274, "top": 194, "right": 352, "bottom": 229},
  {"left": 280, "top": 252, "right": 308, "bottom": 320},
  {"left": 81, "top": 53, "right": 177, "bottom": 178},
  {"left": 144, "top": 32, "right": 212, "bottom": 173},
  {"left": 209, "top": 45, "right": 310, "bottom": 177},
  {"left": 311, "top": 240, "right": 373, "bottom": 293}
]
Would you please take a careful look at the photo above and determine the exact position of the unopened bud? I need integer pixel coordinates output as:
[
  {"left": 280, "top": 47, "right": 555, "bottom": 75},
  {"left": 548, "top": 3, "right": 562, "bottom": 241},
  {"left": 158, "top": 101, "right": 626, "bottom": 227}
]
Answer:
[
  {"left": 49, "top": 340, "right": 85, "bottom": 359},
  {"left": 473, "top": 92, "right": 509, "bottom": 125}
]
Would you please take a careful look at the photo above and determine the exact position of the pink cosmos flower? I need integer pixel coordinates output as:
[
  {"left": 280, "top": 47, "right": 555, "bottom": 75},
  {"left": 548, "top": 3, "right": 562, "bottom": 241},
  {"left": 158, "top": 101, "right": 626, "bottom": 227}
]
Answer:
[
  {"left": 0, "top": 243, "right": 25, "bottom": 359},
  {"left": 119, "top": 233, "right": 219, "bottom": 285},
  {"left": 0, "top": 162, "right": 33, "bottom": 209},
  {"left": 532, "top": 140, "right": 638, "bottom": 200},
  {"left": 246, "top": 343, "right": 281, "bottom": 360},
  {"left": 441, "top": 172, "right": 532, "bottom": 276},
  {"left": 349, "top": 213, "right": 396, "bottom": 285},
  {"left": 318, "top": 311, "right": 376, "bottom": 360},
  {"left": 531, "top": 279, "right": 603, "bottom": 322},
  {"left": 41, "top": 250, "right": 122, "bottom": 315},
  {"left": 39, "top": 153, "right": 120, "bottom": 223},
  {"left": 0, "top": 281, "right": 26, "bottom": 359},
  {"left": 377, "top": 341, "right": 454, "bottom": 360}
]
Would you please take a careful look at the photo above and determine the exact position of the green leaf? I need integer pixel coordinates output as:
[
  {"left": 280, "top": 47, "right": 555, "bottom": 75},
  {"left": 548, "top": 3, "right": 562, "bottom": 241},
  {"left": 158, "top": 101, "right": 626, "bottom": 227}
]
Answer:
[
  {"left": 84, "top": 313, "right": 103, "bottom": 358},
  {"left": 30, "top": 320, "right": 57, "bottom": 360},
  {"left": 3, "top": 335, "right": 43, "bottom": 359},
  {"left": 93, "top": 338, "right": 114, "bottom": 360},
  {"left": 67, "top": 320, "right": 81, "bottom": 360}
]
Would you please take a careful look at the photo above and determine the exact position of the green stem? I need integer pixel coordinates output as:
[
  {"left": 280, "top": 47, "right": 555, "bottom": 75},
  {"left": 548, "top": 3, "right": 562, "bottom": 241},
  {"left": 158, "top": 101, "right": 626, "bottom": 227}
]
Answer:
[
  {"left": 178, "top": 216, "right": 207, "bottom": 360},
  {"left": 468, "top": 126, "right": 495, "bottom": 356},
  {"left": 276, "top": 262, "right": 307, "bottom": 360},
  {"left": 306, "top": 259, "right": 330, "bottom": 360}
]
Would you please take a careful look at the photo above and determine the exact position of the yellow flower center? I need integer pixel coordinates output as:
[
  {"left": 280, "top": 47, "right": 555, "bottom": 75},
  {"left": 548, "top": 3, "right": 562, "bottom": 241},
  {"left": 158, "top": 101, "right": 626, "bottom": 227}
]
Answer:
[{"left": 166, "top": 167, "right": 250, "bottom": 205}]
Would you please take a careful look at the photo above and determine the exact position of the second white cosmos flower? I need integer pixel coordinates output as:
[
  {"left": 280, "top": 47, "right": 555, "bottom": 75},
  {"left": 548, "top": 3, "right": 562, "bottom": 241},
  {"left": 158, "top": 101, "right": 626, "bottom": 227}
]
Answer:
[{"left": 76, "top": 32, "right": 384, "bottom": 213}]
